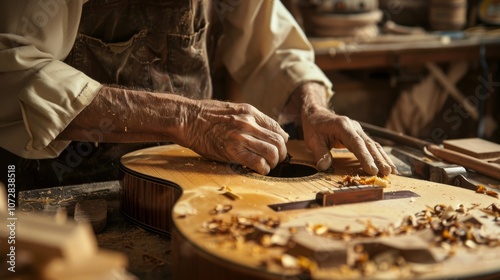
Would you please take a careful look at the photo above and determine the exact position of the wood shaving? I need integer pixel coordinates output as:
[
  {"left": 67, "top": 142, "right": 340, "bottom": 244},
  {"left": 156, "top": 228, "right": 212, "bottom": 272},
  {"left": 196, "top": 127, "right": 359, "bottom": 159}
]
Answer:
[
  {"left": 488, "top": 184, "right": 500, "bottom": 189},
  {"left": 209, "top": 204, "right": 233, "bottom": 215},
  {"left": 340, "top": 175, "right": 391, "bottom": 188},
  {"left": 476, "top": 185, "right": 499, "bottom": 199},
  {"left": 485, "top": 191, "right": 499, "bottom": 199},
  {"left": 476, "top": 185, "right": 487, "bottom": 194},
  {"left": 201, "top": 203, "right": 500, "bottom": 278},
  {"left": 223, "top": 191, "right": 242, "bottom": 200},
  {"left": 219, "top": 185, "right": 243, "bottom": 200}
]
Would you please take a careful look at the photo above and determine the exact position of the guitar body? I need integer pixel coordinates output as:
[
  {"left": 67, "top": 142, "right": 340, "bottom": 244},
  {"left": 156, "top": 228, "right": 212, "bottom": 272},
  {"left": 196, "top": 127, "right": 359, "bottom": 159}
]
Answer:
[{"left": 120, "top": 141, "right": 500, "bottom": 279}]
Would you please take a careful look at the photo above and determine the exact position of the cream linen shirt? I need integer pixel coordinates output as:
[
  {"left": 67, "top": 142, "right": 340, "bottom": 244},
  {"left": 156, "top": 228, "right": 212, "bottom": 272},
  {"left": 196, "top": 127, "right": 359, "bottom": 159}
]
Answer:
[{"left": 0, "top": 0, "right": 332, "bottom": 159}]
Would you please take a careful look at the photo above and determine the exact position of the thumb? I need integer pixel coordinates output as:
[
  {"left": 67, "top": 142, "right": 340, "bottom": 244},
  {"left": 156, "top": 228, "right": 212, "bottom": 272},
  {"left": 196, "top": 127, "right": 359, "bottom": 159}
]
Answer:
[{"left": 312, "top": 144, "right": 332, "bottom": 171}]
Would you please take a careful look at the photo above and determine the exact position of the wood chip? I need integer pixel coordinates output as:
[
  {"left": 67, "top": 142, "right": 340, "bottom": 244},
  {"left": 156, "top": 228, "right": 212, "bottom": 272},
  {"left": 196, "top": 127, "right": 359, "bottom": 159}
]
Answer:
[{"left": 485, "top": 191, "right": 499, "bottom": 198}]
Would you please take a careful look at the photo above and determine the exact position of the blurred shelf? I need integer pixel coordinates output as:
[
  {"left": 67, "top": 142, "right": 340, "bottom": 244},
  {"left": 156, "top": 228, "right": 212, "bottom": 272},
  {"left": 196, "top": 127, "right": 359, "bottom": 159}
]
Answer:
[{"left": 313, "top": 35, "right": 500, "bottom": 70}]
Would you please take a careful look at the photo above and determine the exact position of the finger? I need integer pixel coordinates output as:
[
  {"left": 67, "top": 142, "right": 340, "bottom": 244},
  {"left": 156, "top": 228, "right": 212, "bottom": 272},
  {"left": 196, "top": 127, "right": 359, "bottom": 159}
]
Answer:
[
  {"left": 228, "top": 133, "right": 280, "bottom": 174},
  {"left": 222, "top": 140, "right": 271, "bottom": 175},
  {"left": 242, "top": 152, "right": 270, "bottom": 175},
  {"left": 246, "top": 137, "right": 281, "bottom": 170},
  {"left": 315, "top": 147, "right": 333, "bottom": 171},
  {"left": 308, "top": 139, "right": 332, "bottom": 171},
  {"left": 353, "top": 122, "right": 394, "bottom": 176},
  {"left": 243, "top": 117, "right": 288, "bottom": 163},
  {"left": 334, "top": 120, "right": 378, "bottom": 175},
  {"left": 252, "top": 109, "right": 289, "bottom": 143},
  {"left": 375, "top": 142, "right": 398, "bottom": 175},
  {"left": 343, "top": 132, "right": 379, "bottom": 175},
  {"left": 363, "top": 138, "right": 391, "bottom": 176}
]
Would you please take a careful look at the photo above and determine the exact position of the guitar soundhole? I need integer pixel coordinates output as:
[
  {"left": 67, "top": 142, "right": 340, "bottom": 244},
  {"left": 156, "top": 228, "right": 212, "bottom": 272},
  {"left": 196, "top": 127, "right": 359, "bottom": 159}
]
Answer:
[
  {"left": 232, "top": 162, "right": 319, "bottom": 180},
  {"left": 267, "top": 162, "right": 318, "bottom": 178}
]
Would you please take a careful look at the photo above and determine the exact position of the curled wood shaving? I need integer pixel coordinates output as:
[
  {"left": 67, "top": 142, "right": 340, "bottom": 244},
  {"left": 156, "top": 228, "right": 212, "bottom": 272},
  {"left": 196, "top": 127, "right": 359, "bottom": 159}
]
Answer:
[{"left": 481, "top": 203, "right": 500, "bottom": 222}]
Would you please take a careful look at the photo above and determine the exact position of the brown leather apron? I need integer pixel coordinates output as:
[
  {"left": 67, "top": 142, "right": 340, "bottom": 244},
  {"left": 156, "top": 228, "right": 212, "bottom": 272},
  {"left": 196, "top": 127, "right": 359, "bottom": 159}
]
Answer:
[
  {"left": 66, "top": 0, "right": 213, "bottom": 98},
  {"left": 4, "top": 0, "right": 223, "bottom": 189}
]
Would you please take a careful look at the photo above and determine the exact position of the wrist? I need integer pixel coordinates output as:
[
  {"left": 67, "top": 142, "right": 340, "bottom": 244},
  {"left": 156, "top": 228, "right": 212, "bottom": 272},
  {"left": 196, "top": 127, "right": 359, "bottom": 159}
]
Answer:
[
  {"left": 160, "top": 95, "right": 200, "bottom": 147},
  {"left": 293, "top": 82, "right": 330, "bottom": 118},
  {"left": 283, "top": 82, "right": 330, "bottom": 124}
]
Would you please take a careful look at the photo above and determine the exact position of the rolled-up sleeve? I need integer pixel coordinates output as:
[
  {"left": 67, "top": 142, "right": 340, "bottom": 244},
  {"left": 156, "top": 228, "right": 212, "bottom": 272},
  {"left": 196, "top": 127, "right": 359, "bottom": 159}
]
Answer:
[
  {"left": 219, "top": 0, "right": 333, "bottom": 120},
  {"left": 0, "top": 1, "right": 102, "bottom": 159}
]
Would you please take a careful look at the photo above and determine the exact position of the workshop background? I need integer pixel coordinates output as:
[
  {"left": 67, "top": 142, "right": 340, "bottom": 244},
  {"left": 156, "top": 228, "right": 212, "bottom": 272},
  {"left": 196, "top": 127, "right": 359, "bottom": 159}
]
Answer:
[
  {"left": 281, "top": 0, "right": 500, "bottom": 144},
  {"left": 1, "top": 1, "right": 500, "bottom": 280}
]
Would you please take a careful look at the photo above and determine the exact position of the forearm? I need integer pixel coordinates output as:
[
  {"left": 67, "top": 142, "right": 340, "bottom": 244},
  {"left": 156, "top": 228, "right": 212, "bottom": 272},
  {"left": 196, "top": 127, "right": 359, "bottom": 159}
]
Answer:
[{"left": 57, "top": 86, "right": 196, "bottom": 145}]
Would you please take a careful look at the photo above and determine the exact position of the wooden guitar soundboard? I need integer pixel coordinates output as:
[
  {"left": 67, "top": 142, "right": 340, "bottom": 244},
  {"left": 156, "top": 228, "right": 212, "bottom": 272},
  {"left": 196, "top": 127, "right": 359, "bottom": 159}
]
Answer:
[{"left": 119, "top": 141, "right": 500, "bottom": 279}]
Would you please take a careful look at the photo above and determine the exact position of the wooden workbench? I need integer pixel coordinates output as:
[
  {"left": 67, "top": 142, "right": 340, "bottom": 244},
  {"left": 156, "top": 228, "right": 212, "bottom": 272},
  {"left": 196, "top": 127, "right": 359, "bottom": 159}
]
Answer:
[{"left": 16, "top": 181, "right": 172, "bottom": 280}]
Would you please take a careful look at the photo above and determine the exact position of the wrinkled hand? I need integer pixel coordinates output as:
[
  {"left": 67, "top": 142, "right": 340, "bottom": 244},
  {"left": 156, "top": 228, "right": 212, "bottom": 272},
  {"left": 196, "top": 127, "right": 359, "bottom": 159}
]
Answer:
[
  {"left": 299, "top": 83, "right": 397, "bottom": 176},
  {"left": 183, "top": 100, "right": 289, "bottom": 175}
]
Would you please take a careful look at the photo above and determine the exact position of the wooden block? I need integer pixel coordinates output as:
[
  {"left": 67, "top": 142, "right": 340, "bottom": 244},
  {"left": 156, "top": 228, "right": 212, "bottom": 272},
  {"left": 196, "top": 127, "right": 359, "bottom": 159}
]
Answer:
[
  {"left": 42, "top": 250, "right": 128, "bottom": 280},
  {"left": 0, "top": 212, "right": 98, "bottom": 262},
  {"left": 443, "top": 138, "right": 500, "bottom": 159},
  {"left": 286, "top": 228, "right": 347, "bottom": 268},
  {"left": 0, "top": 210, "right": 128, "bottom": 280},
  {"left": 316, "top": 186, "right": 384, "bottom": 206},
  {"left": 74, "top": 199, "right": 108, "bottom": 233}
]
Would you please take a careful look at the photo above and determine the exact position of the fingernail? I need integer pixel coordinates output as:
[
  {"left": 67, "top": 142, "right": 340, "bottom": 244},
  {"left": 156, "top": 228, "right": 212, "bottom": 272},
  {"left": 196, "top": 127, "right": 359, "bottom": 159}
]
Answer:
[
  {"left": 316, "top": 154, "right": 331, "bottom": 171},
  {"left": 369, "top": 164, "right": 379, "bottom": 175},
  {"left": 260, "top": 165, "right": 270, "bottom": 175},
  {"left": 382, "top": 163, "right": 391, "bottom": 175}
]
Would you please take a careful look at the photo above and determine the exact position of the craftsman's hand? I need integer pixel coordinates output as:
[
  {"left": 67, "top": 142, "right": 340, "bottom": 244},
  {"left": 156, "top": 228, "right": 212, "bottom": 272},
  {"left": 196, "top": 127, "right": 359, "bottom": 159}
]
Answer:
[
  {"left": 57, "top": 87, "right": 286, "bottom": 175},
  {"left": 182, "top": 100, "right": 289, "bottom": 175},
  {"left": 296, "top": 83, "right": 397, "bottom": 176}
]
